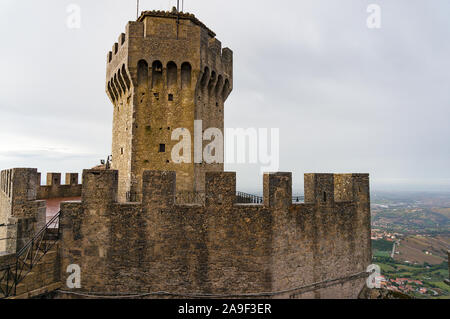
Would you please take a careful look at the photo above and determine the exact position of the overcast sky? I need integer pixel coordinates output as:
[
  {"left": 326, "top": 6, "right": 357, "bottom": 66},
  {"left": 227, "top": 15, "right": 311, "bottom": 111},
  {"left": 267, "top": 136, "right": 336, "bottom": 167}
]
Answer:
[{"left": 0, "top": 0, "right": 449, "bottom": 193}]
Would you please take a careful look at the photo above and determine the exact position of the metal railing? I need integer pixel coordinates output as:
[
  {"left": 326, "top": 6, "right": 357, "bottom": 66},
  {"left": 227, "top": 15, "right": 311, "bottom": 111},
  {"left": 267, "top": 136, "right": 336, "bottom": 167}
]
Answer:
[
  {"left": 292, "top": 195, "right": 305, "bottom": 203},
  {"left": 236, "top": 192, "right": 305, "bottom": 204},
  {"left": 0, "top": 211, "right": 60, "bottom": 298},
  {"left": 236, "top": 192, "right": 263, "bottom": 204},
  {"left": 126, "top": 192, "right": 141, "bottom": 202},
  {"left": 124, "top": 191, "right": 304, "bottom": 205}
]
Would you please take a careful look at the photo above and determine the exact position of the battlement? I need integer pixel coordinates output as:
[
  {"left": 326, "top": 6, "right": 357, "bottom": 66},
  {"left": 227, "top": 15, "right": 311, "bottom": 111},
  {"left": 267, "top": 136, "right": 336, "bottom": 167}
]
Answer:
[
  {"left": 0, "top": 168, "right": 38, "bottom": 206},
  {"left": 0, "top": 169, "right": 13, "bottom": 201},
  {"left": 79, "top": 170, "right": 369, "bottom": 209},
  {"left": 59, "top": 169, "right": 371, "bottom": 298},
  {"left": 0, "top": 168, "right": 46, "bottom": 253},
  {"left": 36, "top": 172, "right": 82, "bottom": 200},
  {"left": 105, "top": 10, "right": 233, "bottom": 106}
]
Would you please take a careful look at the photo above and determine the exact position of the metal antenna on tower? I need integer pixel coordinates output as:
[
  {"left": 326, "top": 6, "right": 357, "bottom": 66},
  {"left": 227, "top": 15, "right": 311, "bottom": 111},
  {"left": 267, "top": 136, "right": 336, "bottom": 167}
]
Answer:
[{"left": 137, "top": 0, "right": 140, "bottom": 20}]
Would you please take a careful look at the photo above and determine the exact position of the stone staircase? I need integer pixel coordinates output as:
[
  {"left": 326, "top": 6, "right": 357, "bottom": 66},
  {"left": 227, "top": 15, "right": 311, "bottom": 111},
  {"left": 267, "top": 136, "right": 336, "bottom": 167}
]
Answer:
[
  {"left": 16, "top": 242, "right": 60, "bottom": 298},
  {"left": 0, "top": 214, "right": 62, "bottom": 299}
]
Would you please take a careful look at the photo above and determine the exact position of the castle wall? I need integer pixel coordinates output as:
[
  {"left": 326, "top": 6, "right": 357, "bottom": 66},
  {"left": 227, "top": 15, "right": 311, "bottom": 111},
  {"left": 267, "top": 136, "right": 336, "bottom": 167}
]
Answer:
[
  {"left": 36, "top": 173, "right": 81, "bottom": 200},
  {"left": 58, "top": 169, "right": 371, "bottom": 298},
  {"left": 0, "top": 169, "right": 13, "bottom": 252},
  {"left": 270, "top": 174, "right": 371, "bottom": 299},
  {"left": 0, "top": 169, "right": 46, "bottom": 253}
]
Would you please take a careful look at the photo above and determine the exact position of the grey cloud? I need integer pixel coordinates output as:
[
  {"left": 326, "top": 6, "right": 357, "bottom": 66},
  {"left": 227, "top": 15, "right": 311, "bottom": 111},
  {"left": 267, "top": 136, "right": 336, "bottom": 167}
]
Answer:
[{"left": 0, "top": 0, "right": 449, "bottom": 193}]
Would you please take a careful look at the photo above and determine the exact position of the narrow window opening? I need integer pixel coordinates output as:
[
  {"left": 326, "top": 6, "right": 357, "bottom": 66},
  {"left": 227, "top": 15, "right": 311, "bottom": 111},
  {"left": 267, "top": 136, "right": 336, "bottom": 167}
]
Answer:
[
  {"left": 159, "top": 144, "right": 166, "bottom": 153},
  {"left": 137, "top": 60, "right": 148, "bottom": 86},
  {"left": 121, "top": 148, "right": 124, "bottom": 155},
  {"left": 323, "top": 192, "right": 327, "bottom": 202},
  {"left": 152, "top": 61, "right": 163, "bottom": 88},
  {"left": 168, "top": 94, "right": 174, "bottom": 101},
  {"left": 153, "top": 92, "right": 159, "bottom": 100},
  {"left": 167, "top": 61, "right": 177, "bottom": 87},
  {"left": 181, "top": 62, "right": 192, "bottom": 89}
]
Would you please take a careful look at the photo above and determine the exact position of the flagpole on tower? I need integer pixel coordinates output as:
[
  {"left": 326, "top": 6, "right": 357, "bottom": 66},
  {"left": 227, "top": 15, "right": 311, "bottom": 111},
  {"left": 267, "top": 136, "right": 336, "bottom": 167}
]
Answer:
[{"left": 137, "top": 0, "right": 140, "bottom": 20}]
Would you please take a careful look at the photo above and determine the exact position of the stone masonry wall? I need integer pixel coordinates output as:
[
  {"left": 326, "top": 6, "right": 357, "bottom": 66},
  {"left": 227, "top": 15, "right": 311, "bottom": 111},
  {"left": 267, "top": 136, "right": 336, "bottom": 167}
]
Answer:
[
  {"left": 106, "top": 11, "right": 232, "bottom": 201},
  {"left": 36, "top": 172, "right": 81, "bottom": 200},
  {"left": 58, "top": 169, "right": 371, "bottom": 299},
  {"left": 0, "top": 169, "right": 46, "bottom": 253}
]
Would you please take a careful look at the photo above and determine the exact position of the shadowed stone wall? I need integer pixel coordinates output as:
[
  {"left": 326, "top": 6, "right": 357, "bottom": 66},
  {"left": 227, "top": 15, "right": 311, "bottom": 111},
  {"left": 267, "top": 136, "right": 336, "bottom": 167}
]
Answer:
[
  {"left": 0, "top": 168, "right": 46, "bottom": 253},
  {"left": 58, "top": 169, "right": 371, "bottom": 299},
  {"left": 106, "top": 10, "right": 233, "bottom": 202},
  {"left": 36, "top": 173, "right": 81, "bottom": 200}
]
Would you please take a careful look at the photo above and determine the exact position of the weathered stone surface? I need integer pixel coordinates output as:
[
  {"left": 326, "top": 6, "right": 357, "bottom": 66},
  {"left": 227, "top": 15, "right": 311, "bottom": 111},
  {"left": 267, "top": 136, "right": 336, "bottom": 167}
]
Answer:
[
  {"left": 57, "top": 170, "right": 371, "bottom": 299},
  {"left": 106, "top": 10, "right": 232, "bottom": 201}
]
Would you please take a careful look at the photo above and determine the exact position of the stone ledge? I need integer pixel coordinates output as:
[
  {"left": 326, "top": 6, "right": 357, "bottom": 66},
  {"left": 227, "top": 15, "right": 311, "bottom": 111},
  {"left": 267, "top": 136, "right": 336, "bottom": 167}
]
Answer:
[{"left": 9, "top": 282, "right": 61, "bottom": 299}]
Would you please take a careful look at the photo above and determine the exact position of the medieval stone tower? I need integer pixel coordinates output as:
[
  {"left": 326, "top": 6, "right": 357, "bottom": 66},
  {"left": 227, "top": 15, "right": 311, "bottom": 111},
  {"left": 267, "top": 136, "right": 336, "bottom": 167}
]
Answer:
[
  {"left": 0, "top": 8, "right": 372, "bottom": 300},
  {"left": 106, "top": 9, "right": 233, "bottom": 202}
]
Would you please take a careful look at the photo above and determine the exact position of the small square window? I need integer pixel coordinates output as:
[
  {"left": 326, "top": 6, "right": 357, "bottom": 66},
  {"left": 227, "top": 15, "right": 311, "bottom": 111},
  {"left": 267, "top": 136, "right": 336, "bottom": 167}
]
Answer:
[
  {"left": 159, "top": 144, "right": 166, "bottom": 153},
  {"left": 168, "top": 94, "right": 174, "bottom": 101}
]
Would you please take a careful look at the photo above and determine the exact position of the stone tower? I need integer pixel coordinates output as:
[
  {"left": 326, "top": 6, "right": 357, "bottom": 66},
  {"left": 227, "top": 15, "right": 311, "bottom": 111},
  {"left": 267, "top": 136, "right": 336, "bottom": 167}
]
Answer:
[{"left": 106, "top": 9, "right": 233, "bottom": 202}]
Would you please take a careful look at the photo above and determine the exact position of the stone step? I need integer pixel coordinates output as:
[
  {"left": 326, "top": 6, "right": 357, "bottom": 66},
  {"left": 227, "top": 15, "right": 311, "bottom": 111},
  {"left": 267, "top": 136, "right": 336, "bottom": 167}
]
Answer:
[
  {"left": 1, "top": 269, "right": 58, "bottom": 296},
  {"left": 1, "top": 252, "right": 58, "bottom": 287},
  {"left": 0, "top": 240, "right": 59, "bottom": 298}
]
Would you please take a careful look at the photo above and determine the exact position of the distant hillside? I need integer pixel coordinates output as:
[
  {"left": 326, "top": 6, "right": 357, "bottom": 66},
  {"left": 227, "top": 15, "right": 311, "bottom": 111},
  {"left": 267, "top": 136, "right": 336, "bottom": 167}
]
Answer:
[
  {"left": 372, "top": 208, "right": 450, "bottom": 235},
  {"left": 395, "top": 235, "right": 449, "bottom": 265},
  {"left": 432, "top": 207, "right": 450, "bottom": 219}
]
